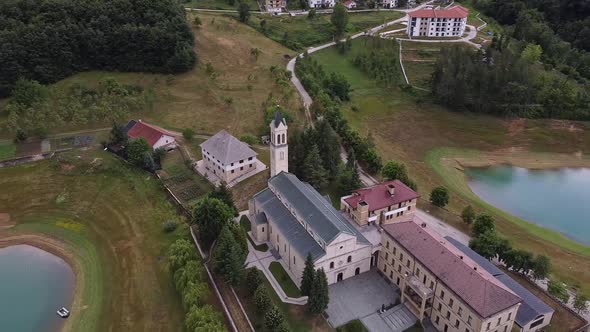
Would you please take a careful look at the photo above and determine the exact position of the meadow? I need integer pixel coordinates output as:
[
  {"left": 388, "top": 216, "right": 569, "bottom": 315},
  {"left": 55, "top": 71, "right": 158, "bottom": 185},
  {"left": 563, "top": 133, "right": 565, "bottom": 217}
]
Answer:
[
  {"left": 0, "top": 149, "right": 191, "bottom": 331},
  {"left": 310, "top": 37, "right": 590, "bottom": 295}
]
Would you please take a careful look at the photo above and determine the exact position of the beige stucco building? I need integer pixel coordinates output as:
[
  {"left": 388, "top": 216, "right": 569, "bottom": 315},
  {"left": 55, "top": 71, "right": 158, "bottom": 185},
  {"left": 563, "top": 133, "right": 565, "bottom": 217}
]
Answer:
[
  {"left": 341, "top": 180, "right": 419, "bottom": 227},
  {"left": 407, "top": 5, "right": 468, "bottom": 38},
  {"left": 200, "top": 130, "right": 259, "bottom": 184},
  {"left": 379, "top": 220, "right": 524, "bottom": 332}
]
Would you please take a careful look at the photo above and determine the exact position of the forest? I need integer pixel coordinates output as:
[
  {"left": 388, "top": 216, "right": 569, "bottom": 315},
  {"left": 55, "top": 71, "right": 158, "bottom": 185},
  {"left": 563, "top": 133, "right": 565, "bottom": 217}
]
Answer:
[
  {"left": 431, "top": 40, "right": 590, "bottom": 120},
  {"left": 472, "top": 0, "right": 590, "bottom": 81},
  {"left": 0, "top": 0, "right": 196, "bottom": 97}
]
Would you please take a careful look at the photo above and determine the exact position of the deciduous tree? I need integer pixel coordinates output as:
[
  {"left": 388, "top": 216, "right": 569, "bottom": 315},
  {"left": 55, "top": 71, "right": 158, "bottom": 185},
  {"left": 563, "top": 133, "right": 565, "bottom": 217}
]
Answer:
[
  {"left": 429, "top": 186, "right": 449, "bottom": 207},
  {"left": 547, "top": 279, "right": 569, "bottom": 303},
  {"left": 461, "top": 205, "right": 476, "bottom": 225},
  {"left": 532, "top": 254, "right": 551, "bottom": 280},
  {"left": 573, "top": 293, "right": 589, "bottom": 314},
  {"left": 265, "top": 306, "right": 285, "bottom": 331},
  {"left": 238, "top": 2, "right": 251, "bottom": 23},
  {"left": 126, "top": 138, "right": 151, "bottom": 166},
  {"left": 191, "top": 196, "right": 234, "bottom": 246},
  {"left": 168, "top": 239, "right": 197, "bottom": 272},
  {"left": 331, "top": 3, "right": 349, "bottom": 38},
  {"left": 472, "top": 214, "right": 496, "bottom": 237}
]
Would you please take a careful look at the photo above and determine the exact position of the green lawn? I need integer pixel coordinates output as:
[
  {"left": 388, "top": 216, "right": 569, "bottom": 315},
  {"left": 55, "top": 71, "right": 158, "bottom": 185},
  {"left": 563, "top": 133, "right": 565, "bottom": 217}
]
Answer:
[
  {"left": 247, "top": 11, "right": 404, "bottom": 50},
  {"left": 186, "top": 0, "right": 259, "bottom": 10},
  {"left": 309, "top": 37, "right": 590, "bottom": 295},
  {"left": 337, "top": 319, "right": 368, "bottom": 332},
  {"left": 0, "top": 142, "right": 16, "bottom": 160},
  {"left": 269, "top": 261, "right": 302, "bottom": 297},
  {"left": 0, "top": 149, "right": 189, "bottom": 331}
]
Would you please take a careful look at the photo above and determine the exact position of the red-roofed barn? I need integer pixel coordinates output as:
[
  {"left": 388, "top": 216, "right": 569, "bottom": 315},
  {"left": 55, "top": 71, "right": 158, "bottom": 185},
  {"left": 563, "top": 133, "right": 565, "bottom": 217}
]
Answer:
[{"left": 125, "top": 120, "right": 176, "bottom": 151}]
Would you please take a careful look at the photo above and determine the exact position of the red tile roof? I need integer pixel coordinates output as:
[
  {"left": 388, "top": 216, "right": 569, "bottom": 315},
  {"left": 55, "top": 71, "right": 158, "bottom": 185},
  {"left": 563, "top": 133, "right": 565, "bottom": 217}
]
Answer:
[
  {"left": 408, "top": 5, "right": 468, "bottom": 19},
  {"left": 382, "top": 221, "right": 522, "bottom": 318},
  {"left": 343, "top": 180, "right": 419, "bottom": 211},
  {"left": 127, "top": 120, "right": 174, "bottom": 147}
]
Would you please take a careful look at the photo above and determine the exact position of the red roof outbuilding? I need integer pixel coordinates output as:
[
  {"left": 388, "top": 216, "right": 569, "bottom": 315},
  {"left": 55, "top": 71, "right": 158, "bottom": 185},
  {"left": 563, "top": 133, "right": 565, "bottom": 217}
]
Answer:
[
  {"left": 126, "top": 120, "right": 174, "bottom": 147},
  {"left": 408, "top": 5, "right": 468, "bottom": 19},
  {"left": 343, "top": 180, "right": 419, "bottom": 211}
]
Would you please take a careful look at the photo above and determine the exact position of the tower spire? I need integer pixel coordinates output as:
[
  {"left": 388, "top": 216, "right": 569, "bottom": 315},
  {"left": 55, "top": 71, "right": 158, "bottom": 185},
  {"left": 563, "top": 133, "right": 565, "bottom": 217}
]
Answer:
[{"left": 269, "top": 107, "right": 288, "bottom": 176}]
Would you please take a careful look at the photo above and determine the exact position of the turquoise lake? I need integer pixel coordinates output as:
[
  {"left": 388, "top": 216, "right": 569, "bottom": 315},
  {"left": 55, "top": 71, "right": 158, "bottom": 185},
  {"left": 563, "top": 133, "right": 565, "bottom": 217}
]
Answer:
[
  {"left": 465, "top": 166, "right": 590, "bottom": 245},
  {"left": 0, "top": 245, "right": 74, "bottom": 332}
]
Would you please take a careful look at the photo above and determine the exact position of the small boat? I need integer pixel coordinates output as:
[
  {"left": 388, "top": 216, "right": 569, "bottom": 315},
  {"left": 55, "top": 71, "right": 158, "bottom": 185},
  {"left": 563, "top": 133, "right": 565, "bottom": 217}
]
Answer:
[{"left": 57, "top": 307, "right": 70, "bottom": 318}]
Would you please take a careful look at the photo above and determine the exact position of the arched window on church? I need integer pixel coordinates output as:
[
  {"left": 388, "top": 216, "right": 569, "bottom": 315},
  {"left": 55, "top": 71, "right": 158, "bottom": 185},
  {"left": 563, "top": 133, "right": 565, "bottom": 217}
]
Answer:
[
  {"left": 277, "top": 134, "right": 280, "bottom": 144},
  {"left": 282, "top": 133, "right": 286, "bottom": 144}
]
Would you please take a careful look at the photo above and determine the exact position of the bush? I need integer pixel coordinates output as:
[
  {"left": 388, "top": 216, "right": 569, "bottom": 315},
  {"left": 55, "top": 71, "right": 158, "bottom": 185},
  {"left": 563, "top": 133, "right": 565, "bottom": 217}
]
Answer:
[
  {"left": 240, "top": 134, "right": 257, "bottom": 146},
  {"left": 183, "top": 128, "right": 194, "bottom": 141},
  {"left": 461, "top": 205, "right": 476, "bottom": 224},
  {"left": 255, "top": 285, "right": 272, "bottom": 313},
  {"left": 246, "top": 268, "right": 264, "bottom": 295},
  {"left": 265, "top": 306, "right": 285, "bottom": 332},
  {"left": 162, "top": 220, "right": 178, "bottom": 233},
  {"left": 429, "top": 186, "right": 449, "bottom": 207}
]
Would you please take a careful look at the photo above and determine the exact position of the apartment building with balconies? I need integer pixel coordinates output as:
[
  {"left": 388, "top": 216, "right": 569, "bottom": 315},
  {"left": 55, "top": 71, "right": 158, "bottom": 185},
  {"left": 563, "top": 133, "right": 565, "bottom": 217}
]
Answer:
[
  {"left": 340, "top": 180, "right": 419, "bottom": 227},
  {"left": 406, "top": 5, "right": 468, "bottom": 38}
]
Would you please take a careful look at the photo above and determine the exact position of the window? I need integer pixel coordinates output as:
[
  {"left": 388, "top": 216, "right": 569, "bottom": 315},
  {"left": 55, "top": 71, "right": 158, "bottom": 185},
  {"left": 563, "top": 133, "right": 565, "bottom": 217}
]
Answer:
[
  {"left": 497, "top": 317, "right": 501, "bottom": 326},
  {"left": 430, "top": 281, "right": 434, "bottom": 289},
  {"left": 330, "top": 262, "right": 334, "bottom": 269},
  {"left": 398, "top": 265, "right": 401, "bottom": 273},
  {"left": 440, "top": 290, "right": 445, "bottom": 299},
  {"left": 503, "top": 327, "right": 507, "bottom": 332},
  {"left": 446, "top": 311, "right": 450, "bottom": 319},
  {"left": 406, "top": 260, "right": 410, "bottom": 267},
  {"left": 449, "top": 298, "right": 454, "bottom": 307},
  {"left": 248, "top": 157, "right": 253, "bottom": 161},
  {"left": 385, "top": 252, "right": 389, "bottom": 260},
  {"left": 416, "top": 268, "right": 420, "bottom": 276},
  {"left": 347, "top": 256, "right": 352, "bottom": 263},
  {"left": 240, "top": 167, "right": 243, "bottom": 171},
  {"left": 435, "top": 316, "right": 439, "bottom": 324},
  {"left": 437, "top": 303, "right": 442, "bottom": 311},
  {"left": 458, "top": 307, "right": 462, "bottom": 315},
  {"left": 386, "top": 241, "right": 390, "bottom": 249},
  {"left": 276, "top": 234, "right": 279, "bottom": 242},
  {"left": 293, "top": 256, "right": 296, "bottom": 265},
  {"left": 284, "top": 244, "right": 286, "bottom": 252},
  {"left": 231, "top": 170, "right": 234, "bottom": 173},
  {"left": 393, "top": 247, "right": 396, "bottom": 255},
  {"left": 262, "top": 227, "right": 265, "bottom": 232},
  {"left": 389, "top": 270, "right": 393, "bottom": 279},
  {"left": 507, "top": 313, "right": 511, "bottom": 320},
  {"left": 486, "top": 322, "right": 490, "bottom": 330},
  {"left": 250, "top": 164, "right": 253, "bottom": 168},
  {"left": 467, "top": 316, "right": 472, "bottom": 325},
  {"left": 240, "top": 159, "right": 244, "bottom": 163},
  {"left": 384, "top": 265, "right": 387, "bottom": 273},
  {"left": 400, "top": 253, "right": 403, "bottom": 260},
  {"left": 455, "top": 319, "right": 459, "bottom": 328}
]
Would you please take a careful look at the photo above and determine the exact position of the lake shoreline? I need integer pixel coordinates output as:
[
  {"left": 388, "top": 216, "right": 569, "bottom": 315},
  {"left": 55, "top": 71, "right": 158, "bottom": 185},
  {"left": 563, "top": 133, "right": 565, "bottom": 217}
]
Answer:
[
  {"left": 450, "top": 150, "right": 590, "bottom": 171},
  {"left": 0, "top": 232, "right": 83, "bottom": 332}
]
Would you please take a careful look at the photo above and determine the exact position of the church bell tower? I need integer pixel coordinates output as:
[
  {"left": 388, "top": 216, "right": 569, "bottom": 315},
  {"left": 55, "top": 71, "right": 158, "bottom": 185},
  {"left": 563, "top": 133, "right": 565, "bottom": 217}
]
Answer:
[{"left": 270, "top": 109, "right": 288, "bottom": 177}]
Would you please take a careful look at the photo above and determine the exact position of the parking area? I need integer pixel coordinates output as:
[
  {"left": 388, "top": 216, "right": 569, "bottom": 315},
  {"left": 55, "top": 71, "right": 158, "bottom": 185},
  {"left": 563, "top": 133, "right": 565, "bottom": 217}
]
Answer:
[{"left": 325, "top": 269, "right": 399, "bottom": 328}]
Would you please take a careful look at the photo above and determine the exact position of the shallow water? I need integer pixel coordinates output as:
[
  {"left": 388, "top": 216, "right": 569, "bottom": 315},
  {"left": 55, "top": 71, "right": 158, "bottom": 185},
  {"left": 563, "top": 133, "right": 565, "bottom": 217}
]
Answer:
[
  {"left": 0, "top": 244, "right": 75, "bottom": 332},
  {"left": 465, "top": 166, "right": 590, "bottom": 245}
]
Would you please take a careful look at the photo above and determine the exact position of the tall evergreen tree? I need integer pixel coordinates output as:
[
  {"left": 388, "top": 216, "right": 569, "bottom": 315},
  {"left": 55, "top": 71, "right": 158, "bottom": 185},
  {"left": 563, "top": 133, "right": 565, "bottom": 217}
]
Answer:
[
  {"left": 307, "top": 268, "right": 329, "bottom": 314},
  {"left": 213, "top": 225, "right": 244, "bottom": 286},
  {"left": 300, "top": 253, "right": 315, "bottom": 296},
  {"left": 315, "top": 120, "right": 341, "bottom": 177},
  {"left": 303, "top": 144, "right": 328, "bottom": 189}
]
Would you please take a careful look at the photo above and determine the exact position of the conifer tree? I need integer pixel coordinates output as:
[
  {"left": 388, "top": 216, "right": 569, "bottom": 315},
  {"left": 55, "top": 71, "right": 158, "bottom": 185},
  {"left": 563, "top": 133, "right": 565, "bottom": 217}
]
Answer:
[
  {"left": 300, "top": 253, "right": 315, "bottom": 296},
  {"left": 213, "top": 226, "right": 244, "bottom": 286},
  {"left": 303, "top": 144, "right": 328, "bottom": 189}
]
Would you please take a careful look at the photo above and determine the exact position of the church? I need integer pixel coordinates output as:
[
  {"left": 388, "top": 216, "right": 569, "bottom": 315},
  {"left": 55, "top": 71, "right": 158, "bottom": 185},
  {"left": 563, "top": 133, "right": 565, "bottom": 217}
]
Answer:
[{"left": 248, "top": 111, "right": 374, "bottom": 285}]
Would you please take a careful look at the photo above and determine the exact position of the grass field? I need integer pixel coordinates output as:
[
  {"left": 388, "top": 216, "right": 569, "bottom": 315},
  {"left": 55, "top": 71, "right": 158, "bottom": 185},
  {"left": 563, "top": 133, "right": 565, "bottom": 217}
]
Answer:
[
  {"left": 247, "top": 11, "right": 404, "bottom": 50},
  {"left": 0, "top": 13, "right": 304, "bottom": 140},
  {"left": 186, "top": 0, "right": 260, "bottom": 10},
  {"left": 0, "top": 141, "right": 16, "bottom": 160},
  {"left": 0, "top": 149, "right": 190, "bottom": 331},
  {"left": 269, "top": 262, "right": 302, "bottom": 297},
  {"left": 310, "top": 37, "right": 590, "bottom": 296}
]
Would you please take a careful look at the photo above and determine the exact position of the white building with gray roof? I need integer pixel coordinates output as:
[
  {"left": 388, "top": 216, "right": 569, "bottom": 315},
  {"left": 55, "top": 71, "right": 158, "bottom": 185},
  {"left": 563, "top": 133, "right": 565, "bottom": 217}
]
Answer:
[
  {"left": 249, "top": 112, "right": 375, "bottom": 285},
  {"left": 199, "top": 130, "right": 260, "bottom": 184}
]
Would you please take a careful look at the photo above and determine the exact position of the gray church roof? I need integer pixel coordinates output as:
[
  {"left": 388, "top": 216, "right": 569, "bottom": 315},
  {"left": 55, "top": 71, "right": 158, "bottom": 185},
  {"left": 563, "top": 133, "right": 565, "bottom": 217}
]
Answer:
[
  {"left": 200, "top": 130, "right": 257, "bottom": 165},
  {"left": 253, "top": 188, "right": 325, "bottom": 260},
  {"left": 269, "top": 172, "right": 369, "bottom": 246},
  {"left": 445, "top": 237, "right": 554, "bottom": 327}
]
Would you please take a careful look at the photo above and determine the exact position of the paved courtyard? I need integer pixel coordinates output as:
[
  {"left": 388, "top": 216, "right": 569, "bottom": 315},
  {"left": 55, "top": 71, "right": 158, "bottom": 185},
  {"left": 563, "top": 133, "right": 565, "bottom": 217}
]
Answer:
[{"left": 325, "top": 270, "right": 400, "bottom": 328}]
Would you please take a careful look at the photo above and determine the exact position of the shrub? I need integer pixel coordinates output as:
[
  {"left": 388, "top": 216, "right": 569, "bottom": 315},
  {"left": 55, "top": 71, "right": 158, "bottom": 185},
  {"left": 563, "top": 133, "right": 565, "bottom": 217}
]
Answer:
[
  {"left": 461, "top": 205, "right": 476, "bottom": 224},
  {"left": 182, "top": 128, "right": 194, "bottom": 141},
  {"left": 429, "top": 186, "right": 449, "bottom": 207},
  {"left": 254, "top": 285, "right": 272, "bottom": 313},
  {"left": 162, "top": 220, "right": 178, "bottom": 233},
  {"left": 246, "top": 268, "right": 264, "bottom": 295},
  {"left": 240, "top": 134, "right": 257, "bottom": 146},
  {"left": 265, "top": 306, "right": 285, "bottom": 331}
]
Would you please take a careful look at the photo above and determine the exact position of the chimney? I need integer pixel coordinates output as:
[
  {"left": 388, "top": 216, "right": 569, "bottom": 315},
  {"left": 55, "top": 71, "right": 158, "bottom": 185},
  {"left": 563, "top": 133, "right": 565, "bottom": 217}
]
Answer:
[{"left": 387, "top": 184, "right": 395, "bottom": 196}]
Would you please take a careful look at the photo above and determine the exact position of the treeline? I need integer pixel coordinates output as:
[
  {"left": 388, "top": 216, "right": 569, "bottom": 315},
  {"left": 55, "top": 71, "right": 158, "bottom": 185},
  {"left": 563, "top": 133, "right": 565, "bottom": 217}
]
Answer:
[
  {"left": 6, "top": 78, "right": 152, "bottom": 139},
  {"left": 352, "top": 37, "right": 401, "bottom": 87},
  {"left": 0, "top": 0, "right": 196, "bottom": 97},
  {"left": 168, "top": 239, "right": 226, "bottom": 331},
  {"left": 431, "top": 44, "right": 590, "bottom": 120},
  {"left": 472, "top": 0, "right": 590, "bottom": 80},
  {"left": 295, "top": 54, "right": 383, "bottom": 174}
]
